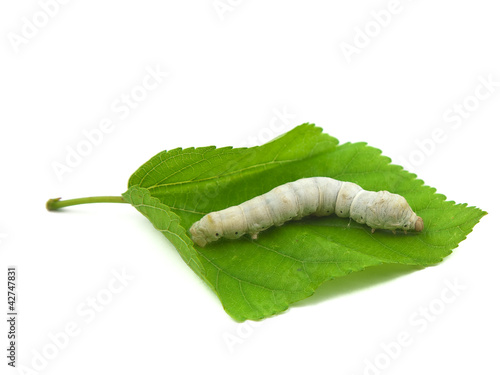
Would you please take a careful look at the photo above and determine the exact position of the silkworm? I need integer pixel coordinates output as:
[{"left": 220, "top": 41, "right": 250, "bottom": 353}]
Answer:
[{"left": 189, "top": 177, "right": 423, "bottom": 247}]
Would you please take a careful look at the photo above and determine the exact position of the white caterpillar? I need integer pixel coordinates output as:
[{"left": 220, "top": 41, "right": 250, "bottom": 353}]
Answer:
[{"left": 190, "top": 177, "right": 423, "bottom": 247}]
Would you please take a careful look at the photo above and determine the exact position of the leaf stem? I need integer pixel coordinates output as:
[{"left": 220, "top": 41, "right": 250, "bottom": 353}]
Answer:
[{"left": 46, "top": 196, "right": 127, "bottom": 211}]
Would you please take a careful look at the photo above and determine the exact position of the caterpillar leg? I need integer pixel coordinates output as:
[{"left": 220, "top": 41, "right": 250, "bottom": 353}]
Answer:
[
  {"left": 371, "top": 228, "right": 376, "bottom": 234},
  {"left": 251, "top": 233, "right": 259, "bottom": 240}
]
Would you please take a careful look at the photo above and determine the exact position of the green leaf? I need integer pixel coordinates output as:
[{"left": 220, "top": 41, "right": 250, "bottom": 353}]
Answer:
[{"left": 122, "top": 123, "right": 486, "bottom": 321}]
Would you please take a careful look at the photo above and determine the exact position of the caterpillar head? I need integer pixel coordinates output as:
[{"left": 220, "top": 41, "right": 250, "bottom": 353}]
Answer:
[
  {"left": 189, "top": 214, "right": 222, "bottom": 247},
  {"left": 398, "top": 211, "right": 424, "bottom": 232},
  {"left": 368, "top": 191, "right": 424, "bottom": 232},
  {"left": 414, "top": 216, "right": 424, "bottom": 232}
]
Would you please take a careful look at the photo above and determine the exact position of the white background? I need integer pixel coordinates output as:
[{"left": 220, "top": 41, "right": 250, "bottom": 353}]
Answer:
[{"left": 1, "top": 1, "right": 498, "bottom": 374}]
